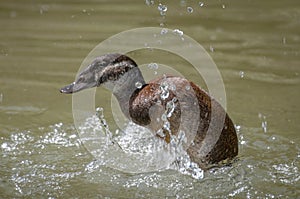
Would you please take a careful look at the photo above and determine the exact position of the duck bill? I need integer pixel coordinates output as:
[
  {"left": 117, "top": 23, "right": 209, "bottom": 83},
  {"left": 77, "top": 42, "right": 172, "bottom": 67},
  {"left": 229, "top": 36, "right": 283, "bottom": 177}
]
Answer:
[
  {"left": 60, "top": 81, "right": 97, "bottom": 94},
  {"left": 60, "top": 82, "right": 88, "bottom": 94},
  {"left": 60, "top": 82, "right": 76, "bottom": 94}
]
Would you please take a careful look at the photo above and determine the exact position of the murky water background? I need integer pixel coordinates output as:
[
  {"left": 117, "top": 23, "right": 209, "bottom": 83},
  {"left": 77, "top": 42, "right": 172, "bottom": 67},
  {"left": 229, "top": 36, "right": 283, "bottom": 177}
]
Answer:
[{"left": 0, "top": 0, "right": 299, "bottom": 198}]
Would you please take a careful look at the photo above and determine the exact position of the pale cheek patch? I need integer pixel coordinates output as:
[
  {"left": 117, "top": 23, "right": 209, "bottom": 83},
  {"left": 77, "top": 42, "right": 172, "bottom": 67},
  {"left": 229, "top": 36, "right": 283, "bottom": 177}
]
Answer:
[{"left": 95, "top": 73, "right": 99, "bottom": 82}]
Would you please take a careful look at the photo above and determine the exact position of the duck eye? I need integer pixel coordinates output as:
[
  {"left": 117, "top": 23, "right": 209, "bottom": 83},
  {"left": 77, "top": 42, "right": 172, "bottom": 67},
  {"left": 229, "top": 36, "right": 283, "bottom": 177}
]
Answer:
[{"left": 77, "top": 77, "right": 84, "bottom": 82}]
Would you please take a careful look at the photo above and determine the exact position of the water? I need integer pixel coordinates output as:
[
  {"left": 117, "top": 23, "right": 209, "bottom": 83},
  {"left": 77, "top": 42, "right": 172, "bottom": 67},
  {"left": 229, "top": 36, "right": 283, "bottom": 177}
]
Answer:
[{"left": 0, "top": 0, "right": 299, "bottom": 198}]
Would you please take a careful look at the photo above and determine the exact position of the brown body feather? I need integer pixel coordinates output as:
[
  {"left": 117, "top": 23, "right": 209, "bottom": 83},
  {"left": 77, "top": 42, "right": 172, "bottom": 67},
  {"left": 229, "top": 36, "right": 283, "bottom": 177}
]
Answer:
[{"left": 129, "top": 76, "right": 238, "bottom": 170}]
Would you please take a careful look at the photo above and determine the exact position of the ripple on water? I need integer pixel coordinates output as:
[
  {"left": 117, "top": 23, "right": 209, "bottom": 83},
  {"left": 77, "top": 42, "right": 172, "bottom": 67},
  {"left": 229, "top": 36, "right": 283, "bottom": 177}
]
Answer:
[
  {"left": 0, "top": 120, "right": 299, "bottom": 197},
  {"left": 0, "top": 106, "right": 46, "bottom": 115},
  {"left": 0, "top": 124, "right": 85, "bottom": 197}
]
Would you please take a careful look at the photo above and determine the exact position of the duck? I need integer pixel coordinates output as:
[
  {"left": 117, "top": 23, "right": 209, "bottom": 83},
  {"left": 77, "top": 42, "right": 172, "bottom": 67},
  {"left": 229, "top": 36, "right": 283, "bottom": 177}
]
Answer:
[{"left": 60, "top": 53, "right": 238, "bottom": 170}]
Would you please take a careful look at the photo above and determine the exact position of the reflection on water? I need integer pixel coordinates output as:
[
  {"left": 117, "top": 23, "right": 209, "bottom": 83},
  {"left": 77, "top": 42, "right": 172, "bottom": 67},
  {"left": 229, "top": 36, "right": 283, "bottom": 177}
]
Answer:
[{"left": 0, "top": 0, "right": 299, "bottom": 198}]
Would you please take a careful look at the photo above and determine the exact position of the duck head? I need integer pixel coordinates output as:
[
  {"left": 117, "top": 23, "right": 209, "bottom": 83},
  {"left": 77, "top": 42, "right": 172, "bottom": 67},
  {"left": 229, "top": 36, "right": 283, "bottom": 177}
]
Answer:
[{"left": 60, "top": 53, "right": 142, "bottom": 94}]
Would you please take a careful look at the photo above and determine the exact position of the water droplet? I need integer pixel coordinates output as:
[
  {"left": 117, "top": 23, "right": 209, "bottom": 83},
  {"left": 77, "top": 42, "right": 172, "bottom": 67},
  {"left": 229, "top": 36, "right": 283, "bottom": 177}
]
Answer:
[
  {"left": 222, "top": 4, "right": 226, "bottom": 9},
  {"left": 158, "top": 3, "right": 167, "bottom": 16},
  {"left": 157, "top": 100, "right": 162, "bottom": 105},
  {"left": 235, "top": 125, "right": 241, "bottom": 132},
  {"left": 173, "top": 29, "right": 184, "bottom": 37},
  {"left": 178, "top": 131, "right": 187, "bottom": 143},
  {"left": 166, "top": 100, "right": 176, "bottom": 117},
  {"left": 282, "top": 37, "right": 286, "bottom": 44},
  {"left": 135, "top": 81, "right": 143, "bottom": 89},
  {"left": 262, "top": 121, "right": 267, "bottom": 133},
  {"left": 271, "top": 136, "right": 275, "bottom": 140},
  {"left": 187, "top": 7, "right": 193, "bottom": 13},
  {"left": 95, "top": 107, "right": 114, "bottom": 145},
  {"left": 0, "top": 93, "right": 3, "bottom": 103},
  {"left": 40, "top": 5, "right": 49, "bottom": 15},
  {"left": 156, "top": 129, "right": 165, "bottom": 137},
  {"left": 163, "top": 121, "right": 170, "bottom": 131},
  {"left": 259, "top": 113, "right": 267, "bottom": 133},
  {"left": 96, "top": 107, "right": 104, "bottom": 119},
  {"left": 209, "top": 45, "right": 214, "bottom": 52},
  {"left": 1, "top": 142, "right": 8, "bottom": 149},
  {"left": 170, "top": 83, "right": 176, "bottom": 91},
  {"left": 148, "top": 63, "right": 159, "bottom": 70},
  {"left": 199, "top": 2, "right": 204, "bottom": 7},
  {"left": 82, "top": 9, "right": 87, "bottom": 13},
  {"left": 145, "top": 0, "right": 154, "bottom": 6},
  {"left": 158, "top": 3, "right": 168, "bottom": 12},
  {"left": 161, "top": 91, "right": 169, "bottom": 100},
  {"left": 161, "top": 28, "right": 168, "bottom": 35},
  {"left": 239, "top": 71, "right": 244, "bottom": 78},
  {"left": 161, "top": 113, "right": 167, "bottom": 121}
]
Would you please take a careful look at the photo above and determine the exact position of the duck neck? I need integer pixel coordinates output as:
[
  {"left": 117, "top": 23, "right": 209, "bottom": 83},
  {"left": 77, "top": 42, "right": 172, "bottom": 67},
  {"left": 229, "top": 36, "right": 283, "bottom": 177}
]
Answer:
[{"left": 112, "top": 68, "right": 145, "bottom": 119}]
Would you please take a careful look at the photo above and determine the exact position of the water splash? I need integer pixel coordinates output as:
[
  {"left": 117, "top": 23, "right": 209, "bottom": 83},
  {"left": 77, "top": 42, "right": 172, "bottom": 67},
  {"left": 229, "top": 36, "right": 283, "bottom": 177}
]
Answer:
[
  {"left": 160, "top": 28, "right": 168, "bottom": 35},
  {"left": 39, "top": 5, "right": 49, "bottom": 15},
  {"left": 173, "top": 29, "right": 184, "bottom": 37},
  {"left": 95, "top": 107, "right": 115, "bottom": 146},
  {"left": 159, "top": 81, "right": 170, "bottom": 100},
  {"left": 235, "top": 124, "right": 241, "bottom": 132},
  {"left": 156, "top": 129, "right": 165, "bottom": 138},
  {"left": 1, "top": 120, "right": 299, "bottom": 197},
  {"left": 167, "top": 129, "right": 204, "bottom": 179},
  {"left": 173, "top": 155, "right": 204, "bottom": 180},
  {"left": 165, "top": 98, "right": 177, "bottom": 118},
  {"left": 93, "top": 101, "right": 205, "bottom": 179},
  {"left": 158, "top": 3, "right": 167, "bottom": 16}
]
